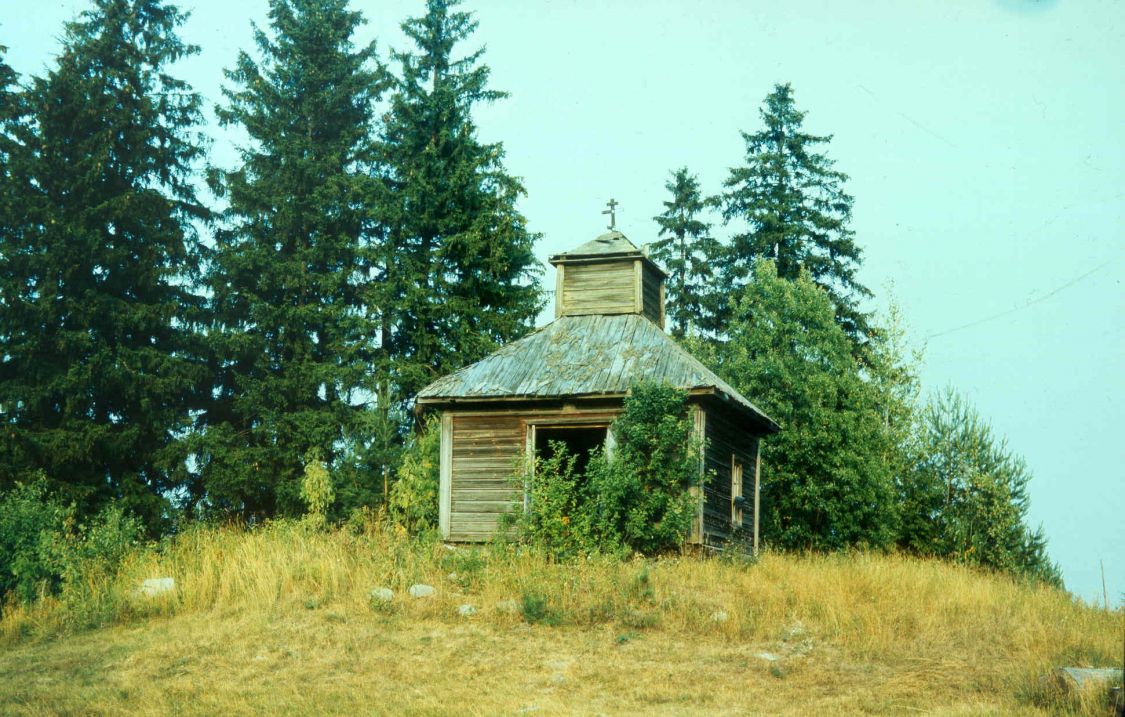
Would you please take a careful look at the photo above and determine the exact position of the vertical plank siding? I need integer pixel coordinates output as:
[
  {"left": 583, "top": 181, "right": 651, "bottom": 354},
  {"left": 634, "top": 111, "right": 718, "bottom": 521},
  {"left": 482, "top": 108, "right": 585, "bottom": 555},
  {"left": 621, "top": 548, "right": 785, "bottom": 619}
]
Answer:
[
  {"left": 641, "top": 265, "right": 663, "bottom": 326},
  {"left": 702, "top": 406, "right": 761, "bottom": 545}
]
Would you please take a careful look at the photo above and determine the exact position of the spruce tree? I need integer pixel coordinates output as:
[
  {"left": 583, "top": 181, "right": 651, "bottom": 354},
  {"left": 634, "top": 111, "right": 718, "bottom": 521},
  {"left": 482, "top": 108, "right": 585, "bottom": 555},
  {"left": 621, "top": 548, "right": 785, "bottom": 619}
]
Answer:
[
  {"left": 650, "top": 168, "right": 722, "bottom": 339},
  {"left": 200, "top": 0, "right": 389, "bottom": 518},
  {"left": 375, "top": 0, "right": 543, "bottom": 401},
  {"left": 0, "top": 47, "right": 34, "bottom": 488},
  {"left": 0, "top": 2, "right": 209, "bottom": 528},
  {"left": 700, "top": 262, "right": 897, "bottom": 550},
  {"left": 718, "top": 83, "right": 871, "bottom": 343}
]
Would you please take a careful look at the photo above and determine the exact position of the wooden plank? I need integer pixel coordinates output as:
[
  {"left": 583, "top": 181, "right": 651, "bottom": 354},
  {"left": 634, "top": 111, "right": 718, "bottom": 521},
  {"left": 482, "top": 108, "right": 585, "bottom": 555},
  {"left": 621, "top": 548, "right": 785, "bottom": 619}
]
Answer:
[
  {"left": 555, "top": 263, "right": 565, "bottom": 319},
  {"left": 753, "top": 437, "right": 761, "bottom": 556},
  {"left": 439, "top": 412, "right": 452, "bottom": 539},
  {"left": 633, "top": 259, "right": 643, "bottom": 313},
  {"left": 691, "top": 405, "right": 706, "bottom": 544}
]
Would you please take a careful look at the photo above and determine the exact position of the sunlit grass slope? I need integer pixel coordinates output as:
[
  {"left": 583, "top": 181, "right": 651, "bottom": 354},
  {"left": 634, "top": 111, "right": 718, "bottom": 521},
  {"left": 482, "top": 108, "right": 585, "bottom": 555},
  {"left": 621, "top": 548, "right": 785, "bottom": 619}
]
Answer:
[{"left": 1, "top": 521, "right": 1120, "bottom": 716}]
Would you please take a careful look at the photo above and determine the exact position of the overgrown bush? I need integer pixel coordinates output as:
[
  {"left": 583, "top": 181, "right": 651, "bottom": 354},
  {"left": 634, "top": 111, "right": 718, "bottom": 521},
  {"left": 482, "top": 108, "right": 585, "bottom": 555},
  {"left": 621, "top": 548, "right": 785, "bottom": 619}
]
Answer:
[
  {"left": 300, "top": 450, "right": 334, "bottom": 526},
  {"left": 0, "top": 479, "right": 142, "bottom": 610},
  {"left": 514, "top": 381, "right": 701, "bottom": 558},
  {"left": 517, "top": 443, "right": 601, "bottom": 558},
  {"left": 388, "top": 416, "right": 440, "bottom": 533},
  {"left": 0, "top": 479, "right": 71, "bottom": 604}
]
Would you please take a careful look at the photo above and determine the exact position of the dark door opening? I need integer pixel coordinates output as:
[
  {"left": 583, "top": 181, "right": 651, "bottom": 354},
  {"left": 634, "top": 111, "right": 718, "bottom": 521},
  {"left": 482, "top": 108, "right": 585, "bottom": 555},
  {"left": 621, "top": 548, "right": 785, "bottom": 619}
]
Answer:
[{"left": 534, "top": 425, "right": 607, "bottom": 476}]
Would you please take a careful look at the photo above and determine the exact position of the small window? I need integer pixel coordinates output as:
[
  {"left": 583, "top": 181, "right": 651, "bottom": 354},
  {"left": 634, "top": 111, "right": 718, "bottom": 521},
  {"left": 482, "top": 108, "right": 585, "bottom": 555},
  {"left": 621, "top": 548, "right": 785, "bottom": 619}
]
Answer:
[{"left": 731, "top": 457, "right": 744, "bottom": 526}]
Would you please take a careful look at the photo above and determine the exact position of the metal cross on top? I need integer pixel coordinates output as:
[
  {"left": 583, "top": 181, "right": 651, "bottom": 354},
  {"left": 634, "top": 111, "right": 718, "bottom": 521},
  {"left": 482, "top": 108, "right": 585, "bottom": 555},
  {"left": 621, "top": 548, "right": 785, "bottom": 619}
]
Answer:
[{"left": 602, "top": 198, "right": 618, "bottom": 230}]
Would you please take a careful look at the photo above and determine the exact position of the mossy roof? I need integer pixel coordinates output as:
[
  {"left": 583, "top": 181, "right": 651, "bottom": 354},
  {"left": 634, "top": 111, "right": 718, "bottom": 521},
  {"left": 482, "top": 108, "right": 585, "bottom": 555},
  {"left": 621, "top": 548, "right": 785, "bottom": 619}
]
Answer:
[{"left": 416, "top": 313, "right": 778, "bottom": 431}]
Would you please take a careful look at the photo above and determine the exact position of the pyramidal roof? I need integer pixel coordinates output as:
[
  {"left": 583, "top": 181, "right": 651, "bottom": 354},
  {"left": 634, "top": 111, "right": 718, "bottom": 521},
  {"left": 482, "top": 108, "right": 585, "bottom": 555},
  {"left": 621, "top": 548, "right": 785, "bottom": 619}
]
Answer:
[
  {"left": 416, "top": 313, "right": 778, "bottom": 431},
  {"left": 551, "top": 230, "right": 641, "bottom": 259}
]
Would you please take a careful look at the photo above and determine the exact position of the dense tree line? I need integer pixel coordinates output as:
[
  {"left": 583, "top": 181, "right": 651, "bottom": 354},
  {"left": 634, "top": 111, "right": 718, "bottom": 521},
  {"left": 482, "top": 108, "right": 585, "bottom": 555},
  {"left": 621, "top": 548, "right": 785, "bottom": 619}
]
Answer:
[
  {"left": 669, "top": 84, "right": 1059, "bottom": 584},
  {"left": 0, "top": 0, "right": 539, "bottom": 527},
  {"left": 0, "top": 1, "right": 1059, "bottom": 588}
]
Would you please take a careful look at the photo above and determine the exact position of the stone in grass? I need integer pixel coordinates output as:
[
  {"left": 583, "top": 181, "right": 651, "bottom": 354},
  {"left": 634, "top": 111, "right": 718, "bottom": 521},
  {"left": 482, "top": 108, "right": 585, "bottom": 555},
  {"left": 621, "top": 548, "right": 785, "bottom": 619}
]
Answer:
[
  {"left": 137, "top": 577, "right": 175, "bottom": 597},
  {"left": 783, "top": 620, "right": 806, "bottom": 641},
  {"left": 369, "top": 587, "right": 394, "bottom": 603},
  {"left": 710, "top": 610, "right": 729, "bottom": 624},
  {"left": 408, "top": 583, "right": 436, "bottom": 599},
  {"left": 496, "top": 599, "right": 520, "bottom": 614},
  {"left": 457, "top": 604, "right": 477, "bottom": 617}
]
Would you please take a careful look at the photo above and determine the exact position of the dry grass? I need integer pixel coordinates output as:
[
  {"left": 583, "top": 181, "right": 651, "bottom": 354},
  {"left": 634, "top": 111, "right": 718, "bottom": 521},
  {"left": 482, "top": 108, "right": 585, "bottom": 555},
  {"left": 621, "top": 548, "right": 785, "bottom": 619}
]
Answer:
[{"left": 1, "top": 521, "right": 1120, "bottom": 716}]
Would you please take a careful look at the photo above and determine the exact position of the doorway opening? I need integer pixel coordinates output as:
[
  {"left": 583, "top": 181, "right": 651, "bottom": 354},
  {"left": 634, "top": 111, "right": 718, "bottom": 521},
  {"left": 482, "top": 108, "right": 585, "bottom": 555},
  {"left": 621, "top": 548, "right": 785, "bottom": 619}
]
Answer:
[{"left": 534, "top": 424, "right": 607, "bottom": 476}]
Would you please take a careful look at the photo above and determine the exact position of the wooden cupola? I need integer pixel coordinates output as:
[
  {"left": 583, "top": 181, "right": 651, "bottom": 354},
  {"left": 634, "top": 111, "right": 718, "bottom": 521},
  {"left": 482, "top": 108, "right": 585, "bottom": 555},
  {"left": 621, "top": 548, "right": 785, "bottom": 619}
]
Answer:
[{"left": 548, "top": 231, "right": 667, "bottom": 328}]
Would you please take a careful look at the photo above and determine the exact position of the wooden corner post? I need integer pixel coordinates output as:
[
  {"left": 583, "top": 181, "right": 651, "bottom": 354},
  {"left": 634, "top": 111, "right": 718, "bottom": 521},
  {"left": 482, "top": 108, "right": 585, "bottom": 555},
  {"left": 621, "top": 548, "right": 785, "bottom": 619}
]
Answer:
[
  {"left": 753, "top": 438, "right": 761, "bottom": 556},
  {"left": 439, "top": 412, "right": 453, "bottom": 540}
]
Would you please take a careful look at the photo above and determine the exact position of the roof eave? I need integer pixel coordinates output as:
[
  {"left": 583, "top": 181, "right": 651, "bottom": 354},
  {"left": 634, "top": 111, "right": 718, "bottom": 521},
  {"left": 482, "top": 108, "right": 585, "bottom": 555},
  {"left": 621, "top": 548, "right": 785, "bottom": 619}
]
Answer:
[
  {"left": 548, "top": 251, "right": 668, "bottom": 279},
  {"left": 417, "top": 386, "right": 779, "bottom": 433}
]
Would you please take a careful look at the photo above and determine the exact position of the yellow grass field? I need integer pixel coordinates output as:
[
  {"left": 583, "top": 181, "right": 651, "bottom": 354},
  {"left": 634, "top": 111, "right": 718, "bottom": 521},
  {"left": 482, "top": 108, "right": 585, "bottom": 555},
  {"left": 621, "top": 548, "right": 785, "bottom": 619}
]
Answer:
[{"left": 1, "top": 522, "right": 1120, "bottom": 716}]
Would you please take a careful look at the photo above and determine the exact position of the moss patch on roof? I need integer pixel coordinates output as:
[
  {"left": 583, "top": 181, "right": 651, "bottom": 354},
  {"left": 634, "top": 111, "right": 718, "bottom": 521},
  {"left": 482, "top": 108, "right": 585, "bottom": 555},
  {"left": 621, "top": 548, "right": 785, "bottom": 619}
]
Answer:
[{"left": 416, "top": 313, "right": 777, "bottom": 430}]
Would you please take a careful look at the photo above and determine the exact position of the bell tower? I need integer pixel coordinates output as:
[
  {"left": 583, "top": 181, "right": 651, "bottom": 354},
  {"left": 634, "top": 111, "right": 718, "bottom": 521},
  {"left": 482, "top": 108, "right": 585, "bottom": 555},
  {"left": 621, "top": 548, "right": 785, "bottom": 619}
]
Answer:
[{"left": 548, "top": 231, "right": 666, "bottom": 329}]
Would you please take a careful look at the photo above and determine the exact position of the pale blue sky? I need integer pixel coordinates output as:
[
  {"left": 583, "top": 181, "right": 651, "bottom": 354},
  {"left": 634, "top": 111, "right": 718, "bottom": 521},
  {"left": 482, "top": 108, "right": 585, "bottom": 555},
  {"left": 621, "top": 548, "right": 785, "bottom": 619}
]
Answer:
[{"left": 3, "top": 0, "right": 1122, "bottom": 602}]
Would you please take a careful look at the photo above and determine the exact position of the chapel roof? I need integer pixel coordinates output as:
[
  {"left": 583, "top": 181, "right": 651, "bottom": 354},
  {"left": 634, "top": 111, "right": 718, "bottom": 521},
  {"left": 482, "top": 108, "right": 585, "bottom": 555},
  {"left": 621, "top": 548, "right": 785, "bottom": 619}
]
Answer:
[
  {"left": 416, "top": 313, "right": 778, "bottom": 431},
  {"left": 547, "top": 231, "right": 667, "bottom": 277}
]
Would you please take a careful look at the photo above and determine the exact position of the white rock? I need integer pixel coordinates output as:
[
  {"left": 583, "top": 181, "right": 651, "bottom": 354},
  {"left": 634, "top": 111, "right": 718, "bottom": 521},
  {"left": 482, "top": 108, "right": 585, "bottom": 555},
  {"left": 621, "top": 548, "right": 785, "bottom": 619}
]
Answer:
[
  {"left": 496, "top": 598, "right": 520, "bottom": 614},
  {"left": 447, "top": 572, "right": 459, "bottom": 581},
  {"left": 369, "top": 587, "right": 394, "bottom": 603},
  {"left": 457, "top": 604, "right": 477, "bottom": 617},
  {"left": 756, "top": 651, "right": 780, "bottom": 662},
  {"left": 137, "top": 577, "right": 175, "bottom": 597},
  {"left": 710, "top": 610, "right": 729, "bottom": 623},
  {"left": 408, "top": 583, "right": 436, "bottom": 598},
  {"left": 783, "top": 620, "right": 806, "bottom": 641}
]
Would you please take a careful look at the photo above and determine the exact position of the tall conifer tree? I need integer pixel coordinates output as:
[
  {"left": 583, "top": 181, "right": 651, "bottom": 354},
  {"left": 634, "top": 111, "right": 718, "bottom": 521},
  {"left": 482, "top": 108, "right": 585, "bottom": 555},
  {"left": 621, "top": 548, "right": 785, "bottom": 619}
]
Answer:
[
  {"left": 699, "top": 263, "right": 897, "bottom": 550},
  {"left": 375, "top": 0, "right": 542, "bottom": 400},
  {"left": 0, "top": 2, "right": 209, "bottom": 527},
  {"left": 718, "top": 83, "right": 871, "bottom": 343},
  {"left": 650, "top": 168, "right": 721, "bottom": 339},
  {"left": 201, "top": 0, "right": 389, "bottom": 518}
]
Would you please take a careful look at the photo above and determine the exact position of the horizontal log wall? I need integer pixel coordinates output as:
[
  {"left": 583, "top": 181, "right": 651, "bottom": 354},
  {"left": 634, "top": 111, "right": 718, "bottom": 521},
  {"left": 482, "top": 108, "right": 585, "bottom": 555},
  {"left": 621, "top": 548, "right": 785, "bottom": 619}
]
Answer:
[
  {"left": 448, "top": 413, "right": 523, "bottom": 542},
  {"left": 446, "top": 407, "right": 619, "bottom": 542},
  {"left": 560, "top": 260, "right": 636, "bottom": 316}
]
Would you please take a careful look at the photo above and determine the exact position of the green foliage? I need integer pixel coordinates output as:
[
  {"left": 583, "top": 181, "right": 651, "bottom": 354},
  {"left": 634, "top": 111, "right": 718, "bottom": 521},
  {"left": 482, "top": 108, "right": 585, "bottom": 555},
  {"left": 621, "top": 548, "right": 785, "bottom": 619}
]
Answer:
[
  {"left": 514, "top": 382, "right": 699, "bottom": 558},
  {"left": 899, "top": 389, "right": 1062, "bottom": 586},
  {"left": 199, "top": 0, "right": 390, "bottom": 519},
  {"left": 650, "top": 168, "right": 723, "bottom": 339},
  {"left": 717, "top": 83, "right": 871, "bottom": 344},
  {"left": 703, "top": 262, "right": 897, "bottom": 551},
  {"left": 388, "top": 417, "right": 441, "bottom": 533},
  {"left": 865, "top": 297, "right": 924, "bottom": 515},
  {"left": 519, "top": 591, "right": 562, "bottom": 626},
  {"left": 0, "top": 480, "right": 142, "bottom": 608},
  {"left": 0, "top": 0, "right": 210, "bottom": 529},
  {"left": 589, "top": 383, "right": 700, "bottom": 554},
  {"left": 373, "top": 0, "right": 544, "bottom": 401},
  {"left": 518, "top": 442, "right": 599, "bottom": 558},
  {"left": 300, "top": 451, "right": 335, "bottom": 525},
  {"left": 0, "top": 480, "right": 71, "bottom": 604}
]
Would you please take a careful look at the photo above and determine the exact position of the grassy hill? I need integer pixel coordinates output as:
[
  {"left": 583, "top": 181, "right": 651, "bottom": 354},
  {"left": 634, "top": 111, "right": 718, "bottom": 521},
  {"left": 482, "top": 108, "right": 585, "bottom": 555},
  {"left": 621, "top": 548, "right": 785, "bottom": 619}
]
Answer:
[{"left": 1, "top": 521, "right": 1120, "bottom": 716}]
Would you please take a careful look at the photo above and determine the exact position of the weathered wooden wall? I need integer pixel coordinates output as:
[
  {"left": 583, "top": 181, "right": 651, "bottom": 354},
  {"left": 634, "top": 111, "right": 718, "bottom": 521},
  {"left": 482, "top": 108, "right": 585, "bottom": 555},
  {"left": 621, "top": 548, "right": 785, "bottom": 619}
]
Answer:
[
  {"left": 446, "top": 412, "right": 524, "bottom": 542},
  {"left": 701, "top": 405, "right": 761, "bottom": 545},
  {"left": 559, "top": 260, "right": 636, "bottom": 317},
  {"left": 442, "top": 402, "right": 763, "bottom": 546},
  {"left": 641, "top": 262, "right": 664, "bottom": 326},
  {"left": 443, "top": 406, "right": 619, "bottom": 542}
]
